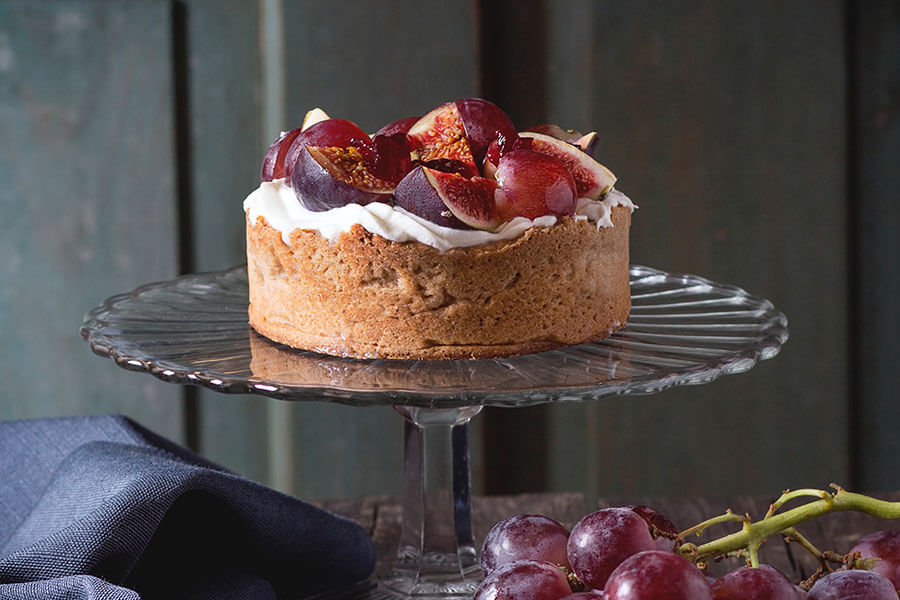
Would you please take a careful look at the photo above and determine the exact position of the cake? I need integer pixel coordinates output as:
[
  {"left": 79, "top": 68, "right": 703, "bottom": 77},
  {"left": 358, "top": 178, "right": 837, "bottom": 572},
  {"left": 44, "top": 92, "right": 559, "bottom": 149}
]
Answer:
[{"left": 245, "top": 98, "right": 635, "bottom": 360}]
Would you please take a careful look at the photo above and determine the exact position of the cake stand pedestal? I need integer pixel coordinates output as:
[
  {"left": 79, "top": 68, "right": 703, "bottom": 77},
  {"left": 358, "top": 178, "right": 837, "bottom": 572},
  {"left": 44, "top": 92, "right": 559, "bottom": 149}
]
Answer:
[{"left": 81, "top": 265, "right": 788, "bottom": 598}]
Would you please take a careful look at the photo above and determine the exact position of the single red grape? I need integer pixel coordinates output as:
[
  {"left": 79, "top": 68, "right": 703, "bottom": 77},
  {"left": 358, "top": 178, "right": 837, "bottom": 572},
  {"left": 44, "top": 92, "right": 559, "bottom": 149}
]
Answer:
[
  {"left": 850, "top": 530, "right": 900, "bottom": 589},
  {"left": 603, "top": 550, "right": 713, "bottom": 600},
  {"left": 807, "top": 569, "right": 897, "bottom": 600},
  {"left": 481, "top": 514, "right": 571, "bottom": 576},
  {"left": 473, "top": 560, "right": 573, "bottom": 600},
  {"left": 566, "top": 508, "right": 656, "bottom": 589},
  {"left": 711, "top": 564, "right": 804, "bottom": 600}
]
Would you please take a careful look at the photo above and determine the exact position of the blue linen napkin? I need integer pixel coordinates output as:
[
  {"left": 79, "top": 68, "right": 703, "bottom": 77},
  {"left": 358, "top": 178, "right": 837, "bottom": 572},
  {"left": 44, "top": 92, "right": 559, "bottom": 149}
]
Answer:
[{"left": 0, "top": 415, "right": 376, "bottom": 600}]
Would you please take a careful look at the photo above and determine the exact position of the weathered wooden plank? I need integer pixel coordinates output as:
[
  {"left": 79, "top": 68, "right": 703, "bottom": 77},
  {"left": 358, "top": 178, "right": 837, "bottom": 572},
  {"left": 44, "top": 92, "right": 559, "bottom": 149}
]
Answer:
[
  {"left": 275, "top": 0, "right": 481, "bottom": 499},
  {"left": 0, "top": 1, "right": 183, "bottom": 438},
  {"left": 852, "top": 0, "right": 900, "bottom": 491},
  {"left": 172, "top": 0, "right": 272, "bottom": 484},
  {"left": 546, "top": 1, "right": 849, "bottom": 499},
  {"left": 320, "top": 492, "right": 587, "bottom": 577}
]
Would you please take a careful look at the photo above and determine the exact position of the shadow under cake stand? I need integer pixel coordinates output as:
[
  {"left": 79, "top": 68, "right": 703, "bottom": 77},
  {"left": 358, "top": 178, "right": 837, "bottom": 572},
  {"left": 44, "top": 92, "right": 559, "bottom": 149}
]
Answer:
[{"left": 81, "top": 264, "right": 788, "bottom": 598}]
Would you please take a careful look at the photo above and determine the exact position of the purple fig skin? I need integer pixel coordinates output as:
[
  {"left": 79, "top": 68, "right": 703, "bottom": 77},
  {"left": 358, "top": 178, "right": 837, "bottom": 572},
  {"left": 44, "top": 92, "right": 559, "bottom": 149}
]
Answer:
[
  {"left": 290, "top": 146, "right": 391, "bottom": 211},
  {"left": 393, "top": 167, "right": 471, "bottom": 229},
  {"left": 454, "top": 98, "right": 517, "bottom": 165}
]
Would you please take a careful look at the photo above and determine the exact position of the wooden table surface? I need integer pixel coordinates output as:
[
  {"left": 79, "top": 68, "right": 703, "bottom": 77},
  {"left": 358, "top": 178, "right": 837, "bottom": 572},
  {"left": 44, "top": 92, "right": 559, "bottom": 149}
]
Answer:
[{"left": 319, "top": 491, "right": 900, "bottom": 582}]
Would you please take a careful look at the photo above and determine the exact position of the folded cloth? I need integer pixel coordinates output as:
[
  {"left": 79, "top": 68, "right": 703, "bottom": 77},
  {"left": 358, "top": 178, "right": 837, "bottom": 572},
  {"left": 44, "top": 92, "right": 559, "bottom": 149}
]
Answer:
[{"left": 0, "top": 415, "right": 376, "bottom": 600}]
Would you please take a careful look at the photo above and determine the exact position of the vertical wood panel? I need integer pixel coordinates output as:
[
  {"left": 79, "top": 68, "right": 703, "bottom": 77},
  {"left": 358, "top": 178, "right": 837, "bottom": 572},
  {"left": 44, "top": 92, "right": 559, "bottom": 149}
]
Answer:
[
  {"left": 278, "top": 0, "right": 481, "bottom": 499},
  {"left": 0, "top": 1, "right": 183, "bottom": 439},
  {"left": 546, "top": 0, "right": 849, "bottom": 499},
  {"left": 853, "top": 0, "right": 900, "bottom": 490},
  {"left": 176, "top": 0, "right": 272, "bottom": 484}
]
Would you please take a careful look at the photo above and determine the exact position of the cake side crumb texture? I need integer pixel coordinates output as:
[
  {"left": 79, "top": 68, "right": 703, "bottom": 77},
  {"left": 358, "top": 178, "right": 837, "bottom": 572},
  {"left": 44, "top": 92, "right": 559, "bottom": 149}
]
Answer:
[{"left": 246, "top": 208, "right": 630, "bottom": 359}]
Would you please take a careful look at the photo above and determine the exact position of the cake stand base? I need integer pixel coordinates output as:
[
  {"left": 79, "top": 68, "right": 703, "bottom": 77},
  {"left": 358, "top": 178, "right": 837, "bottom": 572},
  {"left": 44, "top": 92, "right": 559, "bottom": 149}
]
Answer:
[{"left": 379, "top": 405, "right": 483, "bottom": 597}]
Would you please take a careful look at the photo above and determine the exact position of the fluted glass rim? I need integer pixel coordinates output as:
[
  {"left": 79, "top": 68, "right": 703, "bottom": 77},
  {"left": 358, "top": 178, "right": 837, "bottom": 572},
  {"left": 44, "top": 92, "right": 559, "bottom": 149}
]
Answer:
[{"left": 81, "top": 265, "right": 788, "bottom": 408}]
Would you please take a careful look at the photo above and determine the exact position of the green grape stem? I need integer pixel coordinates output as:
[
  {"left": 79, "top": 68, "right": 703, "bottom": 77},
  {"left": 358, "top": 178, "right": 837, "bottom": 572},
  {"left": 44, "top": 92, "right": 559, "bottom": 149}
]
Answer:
[{"left": 677, "top": 485, "right": 900, "bottom": 565}]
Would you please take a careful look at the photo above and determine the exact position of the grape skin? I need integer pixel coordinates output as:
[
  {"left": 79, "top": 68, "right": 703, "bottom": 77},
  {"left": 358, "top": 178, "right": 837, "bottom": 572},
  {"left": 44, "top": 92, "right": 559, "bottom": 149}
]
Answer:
[
  {"left": 567, "top": 508, "right": 657, "bottom": 589},
  {"left": 710, "top": 564, "right": 805, "bottom": 600},
  {"left": 850, "top": 530, "right": 900, "bottom": 589},
  {"left": 602, "top": 550, "right": 712, "bottom": 600},
  {"left": 807, "top": 569, "right": 898, "bottom": 600},
  {"left": 481, "top": 515, "right": 571, "bottom": 576},
  {"left": 473, "top": 560, "right": 574, "bottom": 600}
]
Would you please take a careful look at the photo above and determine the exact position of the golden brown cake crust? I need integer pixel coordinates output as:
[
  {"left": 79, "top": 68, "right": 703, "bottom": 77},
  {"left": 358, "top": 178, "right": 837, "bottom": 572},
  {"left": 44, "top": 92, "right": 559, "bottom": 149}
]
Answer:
[{"left": 246, "top": 207, "right": 631, "bottom": 359}]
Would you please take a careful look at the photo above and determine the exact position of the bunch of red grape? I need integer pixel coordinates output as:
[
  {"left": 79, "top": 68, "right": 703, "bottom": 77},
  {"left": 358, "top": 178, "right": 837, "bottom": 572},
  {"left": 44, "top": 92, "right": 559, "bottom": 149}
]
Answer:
[{"left": 474, "top": 508, "right": 900, "bottom": 600}]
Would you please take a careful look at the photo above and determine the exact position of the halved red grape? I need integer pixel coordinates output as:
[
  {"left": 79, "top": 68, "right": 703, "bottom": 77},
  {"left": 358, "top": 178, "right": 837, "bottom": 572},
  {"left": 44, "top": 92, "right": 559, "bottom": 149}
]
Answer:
[{"left": 494, "top": 149, "right": 576, "bottom": 222}]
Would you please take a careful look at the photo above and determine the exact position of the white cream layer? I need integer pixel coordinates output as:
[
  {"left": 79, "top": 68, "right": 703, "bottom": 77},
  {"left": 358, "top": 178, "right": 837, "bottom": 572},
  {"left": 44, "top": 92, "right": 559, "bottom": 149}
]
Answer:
[{"left": 243, "top": 179, "right": 635, "bottom": 252}]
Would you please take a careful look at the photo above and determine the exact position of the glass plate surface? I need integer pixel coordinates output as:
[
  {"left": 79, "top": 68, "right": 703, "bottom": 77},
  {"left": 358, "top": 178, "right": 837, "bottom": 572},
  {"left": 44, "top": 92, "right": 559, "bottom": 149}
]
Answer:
[{"left": 80, "top": 265, "right": 788, "bottom": 408}]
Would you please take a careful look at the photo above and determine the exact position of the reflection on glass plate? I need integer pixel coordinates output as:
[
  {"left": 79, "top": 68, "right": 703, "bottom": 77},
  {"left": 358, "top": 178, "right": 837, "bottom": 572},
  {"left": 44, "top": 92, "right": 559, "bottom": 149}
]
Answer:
[{"left": 81, "top": 265, "right": 788, "bottom": 408}]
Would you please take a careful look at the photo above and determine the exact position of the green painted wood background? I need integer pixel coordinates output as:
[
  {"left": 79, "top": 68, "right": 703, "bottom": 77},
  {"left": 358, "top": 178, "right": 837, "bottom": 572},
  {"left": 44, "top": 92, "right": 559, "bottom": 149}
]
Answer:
[{"left": 0, "top": 0, "right": 897, "bottom": 502}]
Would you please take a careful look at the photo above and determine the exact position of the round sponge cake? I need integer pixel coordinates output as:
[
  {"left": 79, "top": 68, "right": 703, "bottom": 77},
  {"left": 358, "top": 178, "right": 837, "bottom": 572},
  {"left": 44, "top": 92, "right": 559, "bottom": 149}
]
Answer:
[{"left": 246, "top": 206, "right": 630, "bottom": 359}]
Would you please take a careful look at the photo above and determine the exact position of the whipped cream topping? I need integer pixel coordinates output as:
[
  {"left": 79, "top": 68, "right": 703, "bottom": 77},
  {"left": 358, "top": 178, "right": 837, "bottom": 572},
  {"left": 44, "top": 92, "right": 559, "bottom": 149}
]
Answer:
[{"left": 243, "top": 179, "right": 635, "bottom": 252}]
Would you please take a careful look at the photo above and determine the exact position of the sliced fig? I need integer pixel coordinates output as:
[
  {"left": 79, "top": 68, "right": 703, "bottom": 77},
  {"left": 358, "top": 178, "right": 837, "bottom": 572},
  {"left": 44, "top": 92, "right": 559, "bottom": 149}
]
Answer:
[
  {"left": 283, "top": 118, "right": 375, "bottom": 180},
  {"left": 291, "top": 146, "right": 393, "bottom": 211},
  {"left": 375, "top": 116, "right": 419, "bottom": 137},
  {"left": 423, "top": 167, "right": 499, "bottom": 230},
  {"left": 260, "top": 127, "right": 303, "bottom": 181},
  {"left": 518, "top": 131, "right": 616, "bottom": 199},
  {"left": 394, "top": 165, "right": 498, "bottom": 230},
  {"left": 454, "top": 98, "right": 517, "bottom": 165},
  {"left": 407, "top": 102, "right": 477, "bottom": 169},
  {"left": 393, "top": 166, "right": 470, "bottom": 229},
  {"left": 494, "top": 149, "right": 576, "bottom": 221}
]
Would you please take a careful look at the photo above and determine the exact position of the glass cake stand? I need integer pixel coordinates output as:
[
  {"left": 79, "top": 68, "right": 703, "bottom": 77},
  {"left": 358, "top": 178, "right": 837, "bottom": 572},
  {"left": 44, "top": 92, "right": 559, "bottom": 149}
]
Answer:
[{"left": 80, "top": 265, "right": 788, "bottom": 598}]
